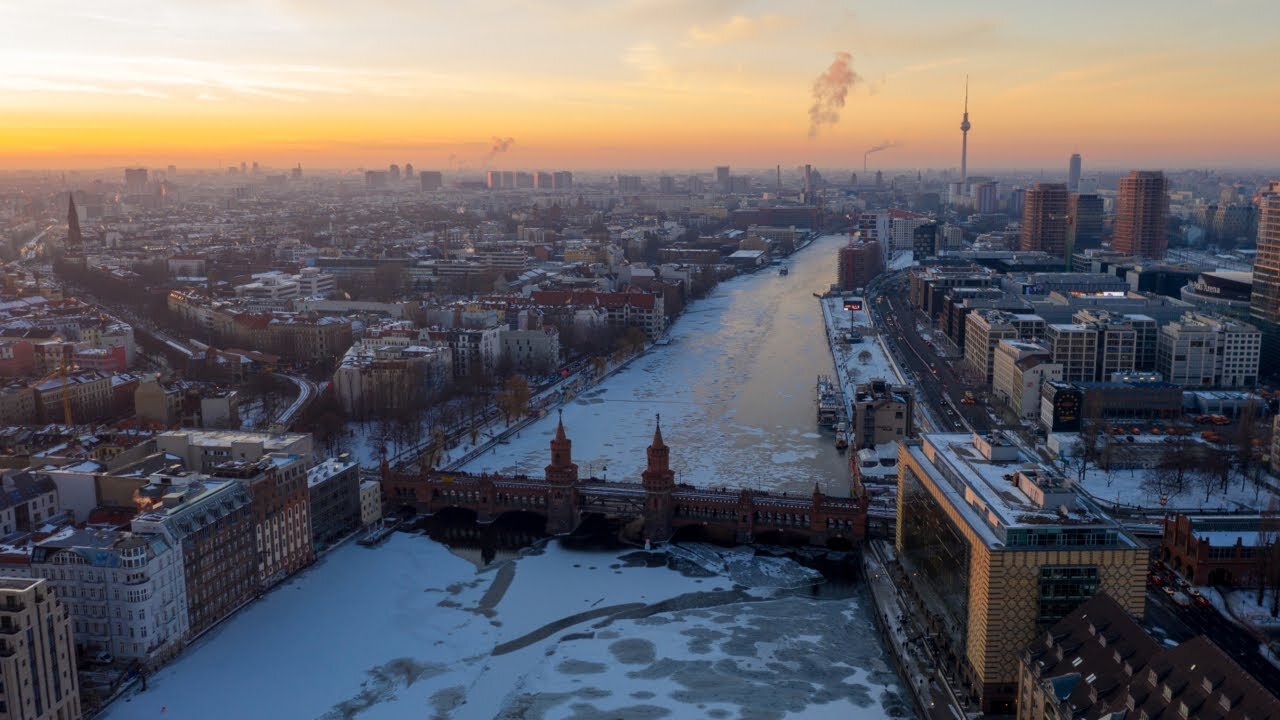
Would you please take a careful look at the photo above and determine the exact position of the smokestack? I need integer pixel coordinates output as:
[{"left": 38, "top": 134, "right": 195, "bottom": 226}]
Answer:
[{"left": 776, "top": 165, "right": 782, "bottom": 191}]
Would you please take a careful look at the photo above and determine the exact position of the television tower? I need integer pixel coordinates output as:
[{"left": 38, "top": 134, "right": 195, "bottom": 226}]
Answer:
[{"left": 959, "top": 75, "right": 971, "bottom": 182}]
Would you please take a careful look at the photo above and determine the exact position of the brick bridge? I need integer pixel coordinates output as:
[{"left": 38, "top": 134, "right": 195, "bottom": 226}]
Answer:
[{"left": 382, "top": 415, "right": 867, "bottom": 547}]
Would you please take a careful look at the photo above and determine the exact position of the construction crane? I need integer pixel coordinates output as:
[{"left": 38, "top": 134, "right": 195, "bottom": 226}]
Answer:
[{"left": 34, "top": 351, "right": 74, "bottom": 426}]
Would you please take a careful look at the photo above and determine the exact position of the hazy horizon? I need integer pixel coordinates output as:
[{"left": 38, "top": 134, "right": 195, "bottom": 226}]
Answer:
[{"left": 3, "top": 1, "right": 1278, "bottom": 171}]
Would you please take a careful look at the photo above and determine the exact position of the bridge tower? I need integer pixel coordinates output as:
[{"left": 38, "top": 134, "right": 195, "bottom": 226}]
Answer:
[
  {"left": 641, "top": 415, "right": 676, "bottom": 543},
  {"left": 544, "top": 411, "right": 580, "bottom": 534}
]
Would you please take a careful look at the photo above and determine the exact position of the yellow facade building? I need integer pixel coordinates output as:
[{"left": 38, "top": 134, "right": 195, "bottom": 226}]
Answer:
[{"left": 895, "top": 432, "right": 1147, "bottom": 714}]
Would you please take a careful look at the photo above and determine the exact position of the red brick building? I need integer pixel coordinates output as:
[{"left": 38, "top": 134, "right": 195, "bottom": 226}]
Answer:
[
  {"left": 1161, "top": 513, "right": 1278, "bottom": 587},
  {"left": 210, "top": 454, "right": 315, "bottom": 590}
]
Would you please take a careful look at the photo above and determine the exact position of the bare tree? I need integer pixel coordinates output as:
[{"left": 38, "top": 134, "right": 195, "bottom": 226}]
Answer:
[{"left": 1148, "top": 435, "right": 1198, "bottom": 502}]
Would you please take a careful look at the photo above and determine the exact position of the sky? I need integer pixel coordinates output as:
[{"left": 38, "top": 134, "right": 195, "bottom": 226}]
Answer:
[{"left": 2, "top": 0, "right": 1278, "bottom": 172}]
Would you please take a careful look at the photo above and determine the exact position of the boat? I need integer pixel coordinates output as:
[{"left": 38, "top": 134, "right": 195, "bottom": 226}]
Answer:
[
  {"left": 778, "top": 266, "right": 789, "bottom": 276},
  {"left": 816, "top": 376, "right": 840, "bottom": 427},
  {"left": 357, "top": 517, "right": 402, "bottom": 547},
  {"left": 835, "top": 435, "right": 849, "bottom": 451}
]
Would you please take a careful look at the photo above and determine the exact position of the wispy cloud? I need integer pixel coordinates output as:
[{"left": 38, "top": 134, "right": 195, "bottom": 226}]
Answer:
[
  {"left": 684, "top": 15, "right": 790, "bottom": 47},
  {"left": 623, "top": 43, "right": 669, "bottom": 76}
]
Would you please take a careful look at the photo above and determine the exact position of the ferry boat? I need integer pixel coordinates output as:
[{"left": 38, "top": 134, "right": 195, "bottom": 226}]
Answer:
[
  {"left": 834, "top": 422, "right": 849, "bottom": 450},
  {"left": 816, "top": 376, "right": 840, "bottom": 427}
]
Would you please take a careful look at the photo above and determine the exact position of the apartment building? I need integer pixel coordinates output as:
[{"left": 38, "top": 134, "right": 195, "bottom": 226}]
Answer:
[
  {"left": 154, "top": 430, "right": 313, "bottom": 473},
  {"left": 130, "top": 476, "right": 256, "bottom": 638},
  {"left": 30, "top": 528, "right": 187, "bottom": 665},
  {"left": 306, "top": 458, "right": 360, "bottom": 549},
  {"left": 33, "top": 371, "right": 111, "bottom": 424},
  {"left": 209, "top": 455, "right": 314, "bottom": 590},
  {"left": 332, "top": 343, "right": 452, "bottom": 417},
  {"left": 0, "top": 578, "right": 80, "bottom": 720},
  {"left": 0, "top": 472, "right": 59, "bottom": 537}
]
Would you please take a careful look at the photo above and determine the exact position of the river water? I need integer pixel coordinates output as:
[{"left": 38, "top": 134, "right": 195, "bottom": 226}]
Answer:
[{"left": 462, "top": 233, "right": 851, "bottom": 497}]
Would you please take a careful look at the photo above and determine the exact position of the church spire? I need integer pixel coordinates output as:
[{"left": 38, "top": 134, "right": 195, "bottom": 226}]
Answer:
[
  {"left": 651, "top": 413, "right": 665, "bottom": 450},
  {"left": 547, "top": 409, "right": 575, "bottom": 476},
  {"left": 66, "top": 193, "right": 82, "bottom": 247}
]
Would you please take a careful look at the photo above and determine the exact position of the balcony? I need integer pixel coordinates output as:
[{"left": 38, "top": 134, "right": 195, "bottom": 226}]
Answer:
[{"left": 0, "top": 622, "right": 18, "bottom": 635}]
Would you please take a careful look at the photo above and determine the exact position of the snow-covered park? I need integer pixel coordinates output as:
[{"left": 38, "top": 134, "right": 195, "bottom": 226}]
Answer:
[{"left": 102, "top": 534, "right": 911, "bottom": 720}]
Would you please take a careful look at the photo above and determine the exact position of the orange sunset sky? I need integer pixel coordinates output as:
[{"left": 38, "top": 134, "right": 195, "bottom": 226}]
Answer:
[{"left": 2, "top": 0, "right": 1278, "bottom": 171}]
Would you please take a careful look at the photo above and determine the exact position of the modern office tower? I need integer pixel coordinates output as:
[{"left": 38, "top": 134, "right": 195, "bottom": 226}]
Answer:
[
  {"left": 485, "top": 170, "right": 500, "bottom": 189},
  {"left": 515, "top": 171, "right": 534, "bottom": 189},
  {"left": 404, "top": 163, "right": 413, "bottom": 179},
  {"left": 715, "top": 165, "right": 731, "bottom": 193},
  {"left": 1067, "top": 153, "right": 1081, "bottom": 191},
  {"left": 616, "top": 175, "right": 643, "bottom": 193},
  {"left": 895, "top": 432, "right": 1146, "bottom": 713},
  {"left": 0, "top": 578, "right": 81, "bottom": 720},
  {"left": 388, "top": 164, "right": 401, "bottom": 182},
  {"left": 658, "top": 176, "right": 676, "bottom": 193},
  {"left": 124, "top": 167, "right": 148, "bottom": 194},
  {"left": 365, "top": 170, "right": 388, "bottom": 189},
  {"left": 912, "top": 221, "right": 939, "bottom": 259},
  {"left": 1019, "top": 183, "right": 1070, "bottom": 256},
  {"left": 1067, "top": 192, "right": 1104, "bottom": 253},
  {"left": 1249, "top": 181, "right": 1280, "bottom": 370},
  {"left": 552, "top": 171, "right": 573, "bottom": 189},
  {"left": 1113, "top": 170, "right": 1169, "bottom": 259},
  {"left": 974, "top": 182, "right": 999, "bottom": 214},
  {"left": 534, "top": 171, "right": 553, "bottom": 189},
  {"left": 419, "top": 171, "right": 443, "bottom": 191},
  {"left": 963, "top": 310, "right": 1046, "bottom": 386}
]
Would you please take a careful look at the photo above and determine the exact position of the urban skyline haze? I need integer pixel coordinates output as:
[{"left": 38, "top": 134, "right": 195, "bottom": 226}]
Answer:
[{"left": 3, "top": 0, "right": 1278, "bottom": 170}]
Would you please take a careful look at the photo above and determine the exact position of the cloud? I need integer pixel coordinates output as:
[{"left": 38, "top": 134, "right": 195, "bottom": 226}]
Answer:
[
  {"left": 685, "top": 15, "right": 790, "bottom": 47},
  {"left": 623, "top": 43, "right": 669, "bottom": 75}
]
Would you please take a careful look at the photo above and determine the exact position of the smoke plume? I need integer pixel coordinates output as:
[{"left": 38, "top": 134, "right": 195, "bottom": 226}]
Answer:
[
  {"left": 807, "top": 52, "right": 860, "bottom": 138},
  {"left": 487, "top": 136, "right": 515, "bottom": 160},
  {"left": 864, "top": 140, "right": 900, "bottom": 156}
]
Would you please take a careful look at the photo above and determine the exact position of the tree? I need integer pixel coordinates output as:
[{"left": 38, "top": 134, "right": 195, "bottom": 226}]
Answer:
[
  {"left": 1233, "top": 399, "right": 1269, "bottom": 498},
  {"left": 857, "top": 350, "right": 872, "bottom": 365},
  {"left": 1147, "top": 435, "right": 1198, "bottom": 502},
  {"left": 496, "top": 374, "right": 531, "bottom": 425}
]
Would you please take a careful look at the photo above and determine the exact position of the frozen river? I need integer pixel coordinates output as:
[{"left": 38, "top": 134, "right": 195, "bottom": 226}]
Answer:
[
  {"left": 102, "top": 235, "right": 913, "bottom": 720},
  {"left": 104, "top": 536, "right": 911, "bottom": 720},
  {"left": 463, "top": 234, "right": 853, "bottom": 496}
]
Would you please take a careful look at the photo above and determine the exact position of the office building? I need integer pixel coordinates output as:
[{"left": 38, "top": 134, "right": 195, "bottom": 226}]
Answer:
[
  {"left": 364, "top": 170, "right": 388, "bottom": 190},
  {"left": 1045, "top": 323, "right": 1099, "bottom": 383},
  {"left": 1067, "top": 153, "right": 1081, "bottom": 192},
  {"left": 992, "top": 340, "right": 1061, "bottom": 421},
  {"left": 912, "top": 222, "right": 939, "bottom": 259},
  {"left": 1249, "top": 181, "right": 1280, "bottom": 371},
  {"left": 896, "top": 432, "right": 1146, "bottom": 713},
  {"left": 715, "top": 166, "right": 731, "bottom": 193},
  {"left": 209, "top": 455, "right": 314, "bottom": 591},
  {"left": 0, "top": 578, "right": 80, "bottom": 720},
  {"left": 1019, "top": 183, "right": 1069, "bottom": 257},
  {"left": 154, "top": 430, "right": 313, "bottom": 472},
  {"left": 124, "top": 168, "right": 148, "bottom": 195},
  {"left": 306, "top": 458, "right": 360, "bottom": 549},
  {"left": 1113, "top": 171, "right": 1169, "bottom": 259},
  {"left": 1156, "top": 312, "right": 1260, "bottom": 388},
  {"left": 964, "top": 311, "right": 1046, "bottom": 386},
  {"left": 1067, "top": 193, "right": 1104, "bottom": 254},
  {"left": 419, "top": 171, "right": 443, "bottom": 191}
]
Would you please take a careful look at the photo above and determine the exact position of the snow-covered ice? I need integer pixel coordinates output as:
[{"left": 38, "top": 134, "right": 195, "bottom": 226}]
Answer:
[
  {"left": 459, "top": 236, "right": 858, "bottom": 497},
  {"left": 102, "top": 534, "right": 912, "bottom": 720}
]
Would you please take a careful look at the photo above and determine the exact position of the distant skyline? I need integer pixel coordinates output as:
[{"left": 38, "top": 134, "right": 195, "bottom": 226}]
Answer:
[{"left": 3, "top": 1, "right": 1278, "bottom": 171}]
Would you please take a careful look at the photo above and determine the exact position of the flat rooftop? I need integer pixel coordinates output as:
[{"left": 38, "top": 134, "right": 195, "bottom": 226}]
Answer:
[{"left": 908, "top": 432, "right": 1136, "bottom": 549}]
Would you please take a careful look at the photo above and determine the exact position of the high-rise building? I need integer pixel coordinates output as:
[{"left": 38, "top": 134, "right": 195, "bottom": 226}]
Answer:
[
  {"left": 616, "top": 175, "right": 643, "bottom": 193},
  {"left": 715, "top": 165, "right": 731, "bottom": 193},
  {"left": 552, "top": 171, "right": 573, "bottom": 189},
  {"left": 1019, "top": 183, "right": 1069, "bottom": 257},
  {"left": 959, "top": 76, "right": 971, "bottom": 181},
  {"left": 404, "top": 163, "right": 414, "bottom": 179},
  {"left": 837, "top": 237, "right": 884, "bottom": 291},
  {"left": 124, "top": 167, "right": 148, "bottom": 195},
  {"left": 1067, "top": 153, "right": 1081, "bottom": 191},
  {"left": 0, "top": 577, "right": 81, "bottom": 720},
  {"left": 388, "top": 164, "right": 401, "bottom": 182},
  {"left": 1249, "top": 181, "right": 1280, "bottom": 371},
  {"left": 534, "top": 171, "right": 553, "bottom": 189},
  {"left": 896, "top": 432, "right": 1146, "bottom": 713},
  {"left": 658, "top": 176, "right": 676, "bottom": 194},
  {"left": 1067, "top": 192, "right": 1104, "bottom": 254},
  {"left": 1113, "top": 170, "right": 1169, "bottom": 259},
  {"left": 419, "top": 171, "right": 443, "bottom": 191}
]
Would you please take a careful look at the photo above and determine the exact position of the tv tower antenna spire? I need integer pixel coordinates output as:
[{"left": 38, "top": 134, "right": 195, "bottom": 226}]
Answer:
[{"left": 959, "top": 75, "right": 971, "bottom": 182}]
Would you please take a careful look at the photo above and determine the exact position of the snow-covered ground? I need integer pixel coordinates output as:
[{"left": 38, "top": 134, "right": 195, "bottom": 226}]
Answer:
[
  {"left": 1066, "top": 465, "right": 1274, "bottom": 512},
  {"left": 459, "top": 235, "right": 855, "bottom": 496},
  {"left": 1203, "top": 586, "right": 1280, "bottom": 630},
  {"left": 103, "top": 535, "right": 911, "bottom": 720}
]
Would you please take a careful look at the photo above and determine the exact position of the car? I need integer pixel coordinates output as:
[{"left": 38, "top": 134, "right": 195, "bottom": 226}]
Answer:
[
  {"left": 91, "top": 651, "right": 113, "bottom": 665},
  {"left": 1148, "top": 573, "right": 1165, "bottom": 587},
  {"left": 1194, "top": 595, "right": 1211, "bottom": 608},
  {"left": 1162, "top": 586, "right": 1176, "bottom": 598}
]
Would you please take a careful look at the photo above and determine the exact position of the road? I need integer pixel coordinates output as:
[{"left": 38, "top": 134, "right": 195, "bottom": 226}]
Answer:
[
  {"left": 865, "top": 271, "right": 991, "bottom": 434},
  {"left": 1145, "top": 584, "right": 1280, "bottom": 690},
  {"left": 269, "top": 372, "right": 317, "bottom": 429}
]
